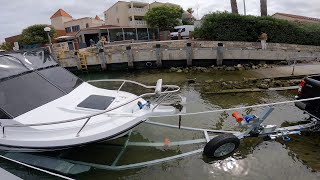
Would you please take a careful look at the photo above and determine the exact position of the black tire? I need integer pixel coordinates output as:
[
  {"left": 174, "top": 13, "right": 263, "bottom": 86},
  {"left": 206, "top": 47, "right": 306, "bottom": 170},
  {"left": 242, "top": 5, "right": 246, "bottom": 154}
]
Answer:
[{"left": 203, "top": 134, "right": 240, "bottom": 158}]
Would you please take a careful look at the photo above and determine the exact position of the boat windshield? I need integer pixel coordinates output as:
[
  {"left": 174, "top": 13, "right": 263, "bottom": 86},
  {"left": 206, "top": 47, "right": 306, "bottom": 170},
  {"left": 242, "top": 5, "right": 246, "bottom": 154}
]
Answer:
[{"left": 0, "top": 50, "right": 83, "bottom": 119}]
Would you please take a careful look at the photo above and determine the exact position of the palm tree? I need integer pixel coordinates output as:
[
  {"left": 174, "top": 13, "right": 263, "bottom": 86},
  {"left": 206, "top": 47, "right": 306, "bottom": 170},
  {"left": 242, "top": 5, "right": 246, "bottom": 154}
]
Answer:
[
  {"left": 230, "top": 0, "right": 239, "bottom": 14},
  {"left": 260, "top": 0, "right": 268, "bottom": 16}
]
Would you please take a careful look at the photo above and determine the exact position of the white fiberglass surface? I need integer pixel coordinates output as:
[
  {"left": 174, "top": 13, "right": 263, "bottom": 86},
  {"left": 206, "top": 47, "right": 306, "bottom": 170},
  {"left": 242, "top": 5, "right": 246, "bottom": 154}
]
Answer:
[{"left": 13, "top": 82, "right": 146, "bottom": 130}]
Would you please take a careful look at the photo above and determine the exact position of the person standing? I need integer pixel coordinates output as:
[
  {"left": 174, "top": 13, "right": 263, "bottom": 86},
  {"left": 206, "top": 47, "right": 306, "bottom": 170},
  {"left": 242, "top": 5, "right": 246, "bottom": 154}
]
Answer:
[
  {"left": 259, "top": 32, "right": 268, "bottom": 50},
  {"left": 89, "top": 39, "right": 95, "bottom": 47}
]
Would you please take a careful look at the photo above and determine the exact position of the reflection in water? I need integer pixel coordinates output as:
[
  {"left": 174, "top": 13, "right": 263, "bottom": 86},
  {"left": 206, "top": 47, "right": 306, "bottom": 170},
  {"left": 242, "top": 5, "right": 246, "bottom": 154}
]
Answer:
[{"left": 208, "top": 157, "right": 249, "bottom": 178}]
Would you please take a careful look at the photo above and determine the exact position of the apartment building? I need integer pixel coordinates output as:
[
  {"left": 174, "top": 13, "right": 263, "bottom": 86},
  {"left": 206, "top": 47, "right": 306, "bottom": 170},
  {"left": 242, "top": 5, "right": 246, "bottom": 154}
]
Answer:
[
  {"left": 104, "top": 1, "right": 180, "bottom": 28},
  {"left": 50, "top": 9, "right": 105, "bottom": 35}
]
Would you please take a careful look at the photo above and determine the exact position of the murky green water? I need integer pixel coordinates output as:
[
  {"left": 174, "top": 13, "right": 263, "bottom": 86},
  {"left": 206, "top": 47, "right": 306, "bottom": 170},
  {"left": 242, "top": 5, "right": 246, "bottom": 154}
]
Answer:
[{"left": 1, "top": 70, "right": 320, "bottom": 180}]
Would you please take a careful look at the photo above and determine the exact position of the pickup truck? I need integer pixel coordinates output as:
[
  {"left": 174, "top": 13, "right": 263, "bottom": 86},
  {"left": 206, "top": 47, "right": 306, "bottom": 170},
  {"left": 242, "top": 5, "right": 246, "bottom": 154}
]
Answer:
[{"left": 295, "top": 75, "right": 320, "bottom": 118}]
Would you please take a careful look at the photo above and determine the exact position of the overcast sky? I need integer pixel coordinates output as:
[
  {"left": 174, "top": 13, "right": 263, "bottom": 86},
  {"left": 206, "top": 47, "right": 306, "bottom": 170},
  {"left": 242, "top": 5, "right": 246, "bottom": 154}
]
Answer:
[{"left": 1, "top": 0, "right": 320, "bottom": 43}]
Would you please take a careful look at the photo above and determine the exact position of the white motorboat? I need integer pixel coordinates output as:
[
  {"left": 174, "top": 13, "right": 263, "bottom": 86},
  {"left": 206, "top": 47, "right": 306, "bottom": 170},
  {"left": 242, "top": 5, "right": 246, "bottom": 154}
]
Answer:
[{"left": 0, "top": 49, "right": 180, "bottom": 151}]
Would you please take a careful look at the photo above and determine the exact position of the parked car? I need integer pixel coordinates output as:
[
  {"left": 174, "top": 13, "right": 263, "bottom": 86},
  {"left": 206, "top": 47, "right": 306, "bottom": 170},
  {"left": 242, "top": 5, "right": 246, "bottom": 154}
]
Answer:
[
  {"left": 295, "top": 75, "right": 320, "bottom": 118},
  {"left": 170, "top": 25, "right": 195, "bottom": 40}
]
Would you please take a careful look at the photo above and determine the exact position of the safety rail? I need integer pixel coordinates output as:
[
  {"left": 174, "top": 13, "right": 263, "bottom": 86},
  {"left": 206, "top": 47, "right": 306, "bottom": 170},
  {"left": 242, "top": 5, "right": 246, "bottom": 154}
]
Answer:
[{"left": 1, "top": 79, "right": 180, "bottom": 138}]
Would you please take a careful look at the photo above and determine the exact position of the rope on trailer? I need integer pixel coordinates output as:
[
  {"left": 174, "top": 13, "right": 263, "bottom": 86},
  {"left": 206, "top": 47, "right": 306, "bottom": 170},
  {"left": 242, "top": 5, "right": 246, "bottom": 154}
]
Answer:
[
  {"left": 148, "top": 96, "right": 320, "bottom": 118},
  {"left": 0, "top": 154, "right": 75, "bottom": 180}
]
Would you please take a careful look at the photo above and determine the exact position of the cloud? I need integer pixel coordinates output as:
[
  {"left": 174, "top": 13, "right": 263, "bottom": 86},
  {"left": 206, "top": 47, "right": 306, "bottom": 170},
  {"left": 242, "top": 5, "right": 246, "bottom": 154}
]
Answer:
[{"left": 1, "top": 0, "right": 320, "bottom": 43}]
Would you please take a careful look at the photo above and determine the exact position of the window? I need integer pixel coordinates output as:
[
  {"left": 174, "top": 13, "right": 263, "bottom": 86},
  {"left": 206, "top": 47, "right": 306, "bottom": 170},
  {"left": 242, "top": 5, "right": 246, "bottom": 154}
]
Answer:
[
  {"left": 180, "top": 28, "right": 186, "bottom": 32},
  {"left": 0, "top": 72, "right": 65, "bottom": 118},
  {"left": 86, "top": 23, "right": 89, "bottom": 28},
  {"left": 0, "top": 108, "right": 10, "bottom": 119},
  {"left": 0, "top": 56, "right": 29, "bottom": 80},
  {"left": 65, "top": 27, "right": 72, "bottom": 33},
  {"left": 72, "top": 25, "right": 80, "bottom": 32},
  {"left": 39, "top": 67, "right": 83, "bottom": 93}
]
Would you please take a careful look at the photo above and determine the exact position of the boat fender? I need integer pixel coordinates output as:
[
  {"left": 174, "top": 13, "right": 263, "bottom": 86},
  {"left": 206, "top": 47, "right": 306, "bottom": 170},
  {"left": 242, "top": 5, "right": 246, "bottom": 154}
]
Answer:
[
  {"left": 232, "top": 112, "right": 243, "bottom": 123},
  {"left": 283, "top": 136, "right": 291, "bottom": 142},
  {"left": 244, "top": 115, "right": 255, "bottom": 123}
]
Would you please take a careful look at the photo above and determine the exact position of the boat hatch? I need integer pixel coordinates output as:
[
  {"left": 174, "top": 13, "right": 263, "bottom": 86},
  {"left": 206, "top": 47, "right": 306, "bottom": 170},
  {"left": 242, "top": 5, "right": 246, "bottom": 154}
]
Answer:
[{"left": 77, "top": 95, "right": 115, "bottom": 110}]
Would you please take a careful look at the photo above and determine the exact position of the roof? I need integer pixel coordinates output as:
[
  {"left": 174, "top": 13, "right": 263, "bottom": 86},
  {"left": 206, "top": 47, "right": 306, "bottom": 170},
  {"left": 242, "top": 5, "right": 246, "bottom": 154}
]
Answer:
[
  {"left": 66, "top": 32, "right": 78, "bottom": 36},
  {"left": 80, "top": 25, "right": 123, "bottom": 31},
  {"left": 55, "top": 30, "right": 67, "bottom": 37},
  {"left": 273, "top": 13, "right": 320, "bottom": 22},
  {"left": 50, "top": 9, "right": 72, "bottom": 19},
  {"left": 95, "top": 15, "right": 101, "bottom": 20}
]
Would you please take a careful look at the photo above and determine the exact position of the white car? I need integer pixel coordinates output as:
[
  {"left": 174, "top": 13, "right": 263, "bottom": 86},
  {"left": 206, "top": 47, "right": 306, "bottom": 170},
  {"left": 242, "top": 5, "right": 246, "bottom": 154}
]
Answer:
[{"left": 170, "top": 25, "right": 195, "bottom": 40}]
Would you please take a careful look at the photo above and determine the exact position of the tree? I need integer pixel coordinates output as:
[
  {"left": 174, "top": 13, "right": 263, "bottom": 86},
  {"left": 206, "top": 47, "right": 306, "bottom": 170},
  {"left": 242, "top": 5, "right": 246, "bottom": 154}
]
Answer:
[
  {"left": 230, "top": 0, "right": 238, "bottom": 14},
  {"left": 260, "top": 0, "right": 268, "bottom": 16},
  {"left": 19, "top": 24, "right": 56, "bottom": 45},
  {"left": 187, "top": 8, "right": 194, "bottom": 14},
  {"left": 145, "top": 5, "right": 184, "bottom": 30},
  {"left": 0, "top": 42, "right": 13, "bottom": 51}
]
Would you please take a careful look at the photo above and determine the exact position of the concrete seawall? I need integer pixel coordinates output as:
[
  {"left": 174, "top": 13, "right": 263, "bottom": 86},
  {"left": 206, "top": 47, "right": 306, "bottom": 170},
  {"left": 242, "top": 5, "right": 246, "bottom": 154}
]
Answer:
[{"left": 58, "top": 40, "right": 320, "bottom": 71}]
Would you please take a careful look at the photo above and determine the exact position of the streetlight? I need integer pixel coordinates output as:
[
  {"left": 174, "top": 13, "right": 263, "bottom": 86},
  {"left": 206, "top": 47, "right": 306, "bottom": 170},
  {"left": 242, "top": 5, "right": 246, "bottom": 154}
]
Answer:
[
  {"left": 44, "top": 27, "right": 53, "bottom": 53},
  {"left": 44, "top": 27, "right": 52, "bottom": 44}
]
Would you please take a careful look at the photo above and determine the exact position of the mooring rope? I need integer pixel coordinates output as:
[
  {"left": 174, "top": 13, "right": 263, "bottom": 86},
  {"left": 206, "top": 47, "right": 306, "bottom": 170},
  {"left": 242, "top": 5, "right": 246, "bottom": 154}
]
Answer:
[{"left": 148, "top": 96, "right": 320, "bottom": 118}]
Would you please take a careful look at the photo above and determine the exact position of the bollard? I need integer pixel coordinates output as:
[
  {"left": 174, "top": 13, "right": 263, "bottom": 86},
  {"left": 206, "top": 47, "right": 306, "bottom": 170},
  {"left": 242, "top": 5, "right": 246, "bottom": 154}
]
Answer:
[
  {"left": 178, "top": 32, "right": 182, "bottom": 40},
  {"left": 126, "top": 46, "right": 134, "bottom": 69},
  {"left": 189, "top": 31, "right": 193, "bottom": 40},
  {"left": 217, "top": 43, "right": 224, "bottom": 66},
  {"left": 186, "top": 42, "right": 193, "bottom": 67},
  {"left": 98, "top": 49, "right": 107, "bottom": 71},
  {"left": 156, "top": 44, "right": 162, "bottom": 68}
]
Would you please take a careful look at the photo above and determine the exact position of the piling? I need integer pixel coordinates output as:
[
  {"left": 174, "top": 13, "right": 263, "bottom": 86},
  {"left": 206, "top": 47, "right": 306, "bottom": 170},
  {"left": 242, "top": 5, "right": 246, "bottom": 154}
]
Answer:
[
  {"left": 186, "top": 42, "right": 193, "bottom": 67},
  {"left": 126, "top": 46, "right": 134, "bottom": 69},
  {"left": 156, "top": 44, "right": 162, "bottom": 68},
  {"left": 98, "top": 49, "right": 107, "bottom": 70},
  {"left": 217, "top": 43, "right": 224, "bottom": 66}
]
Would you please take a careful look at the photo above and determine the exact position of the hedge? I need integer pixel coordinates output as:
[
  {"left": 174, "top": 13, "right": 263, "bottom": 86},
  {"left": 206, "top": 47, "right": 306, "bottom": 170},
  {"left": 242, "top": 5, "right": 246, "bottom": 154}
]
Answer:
[{"left": 194, "top": 12, "right": 320, "bottom": 46}]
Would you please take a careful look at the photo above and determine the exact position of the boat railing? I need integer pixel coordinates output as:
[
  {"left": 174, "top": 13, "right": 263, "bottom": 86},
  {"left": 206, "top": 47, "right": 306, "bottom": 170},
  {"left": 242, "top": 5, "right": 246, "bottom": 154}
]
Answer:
[{"left": 2, "top": 79, "right": 180, "bottom": 138}]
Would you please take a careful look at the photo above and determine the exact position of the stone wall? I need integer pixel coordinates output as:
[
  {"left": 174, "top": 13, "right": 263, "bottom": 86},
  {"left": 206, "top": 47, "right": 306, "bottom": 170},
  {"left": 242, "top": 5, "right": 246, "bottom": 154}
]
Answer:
[{"left": 59, "top": 40, "right": 320, "bottom": 70}]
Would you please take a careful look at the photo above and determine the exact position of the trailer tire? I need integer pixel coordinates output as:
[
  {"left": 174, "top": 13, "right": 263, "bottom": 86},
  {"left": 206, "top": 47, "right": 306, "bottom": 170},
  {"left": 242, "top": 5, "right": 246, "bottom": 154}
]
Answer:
[{"left": 204, "top": 134, "right": 240, "bottom": 158}]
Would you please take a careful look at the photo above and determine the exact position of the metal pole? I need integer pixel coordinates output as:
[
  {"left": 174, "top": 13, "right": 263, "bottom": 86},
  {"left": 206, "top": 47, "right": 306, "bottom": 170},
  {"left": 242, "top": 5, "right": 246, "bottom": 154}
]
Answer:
[
  {"left": 47, "top": 32, "right": 52, "bottom": 44},
  {"left": 292, "top": 60, "right": 296, "bottom": 75},
  {"left": 46, "top": 32, "right": 54, "bottom": 56},
  {"left": 243, "top": 0, "right": 247, "bottom": 15}
]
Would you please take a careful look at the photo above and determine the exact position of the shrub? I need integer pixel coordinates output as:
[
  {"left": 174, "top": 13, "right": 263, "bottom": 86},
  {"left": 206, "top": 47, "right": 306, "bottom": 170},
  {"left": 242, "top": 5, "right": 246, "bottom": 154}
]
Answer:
[{"left": 194, "top": 12, "right": 320, "bottom": 46}]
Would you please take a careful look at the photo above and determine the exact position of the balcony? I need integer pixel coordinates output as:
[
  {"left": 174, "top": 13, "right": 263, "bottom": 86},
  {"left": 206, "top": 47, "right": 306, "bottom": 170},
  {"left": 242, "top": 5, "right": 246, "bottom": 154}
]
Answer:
[
  {"left": 129, "top": 20, "right": 147, "bottom": 27},
  {"left": 128, "top": 8, "right": 148, "bottom": 15}
]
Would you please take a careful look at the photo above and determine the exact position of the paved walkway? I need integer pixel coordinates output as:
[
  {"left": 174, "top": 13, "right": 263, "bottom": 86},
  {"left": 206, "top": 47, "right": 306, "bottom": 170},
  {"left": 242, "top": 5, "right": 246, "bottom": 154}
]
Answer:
[{"left": 250, "top": 63, "right": 320, "bottom": 79}]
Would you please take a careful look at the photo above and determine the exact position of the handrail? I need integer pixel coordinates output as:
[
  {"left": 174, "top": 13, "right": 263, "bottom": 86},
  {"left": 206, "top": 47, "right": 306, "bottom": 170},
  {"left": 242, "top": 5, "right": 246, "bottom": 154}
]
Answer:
[{"left": 2, "top": 79, "right": 180, "bottom": 138}]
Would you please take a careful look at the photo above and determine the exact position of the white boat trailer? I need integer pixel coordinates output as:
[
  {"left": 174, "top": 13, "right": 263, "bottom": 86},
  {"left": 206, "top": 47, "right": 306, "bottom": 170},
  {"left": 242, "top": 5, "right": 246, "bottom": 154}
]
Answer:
[{"left": 1, "top": 79, "right": 320, "bottom": 179}]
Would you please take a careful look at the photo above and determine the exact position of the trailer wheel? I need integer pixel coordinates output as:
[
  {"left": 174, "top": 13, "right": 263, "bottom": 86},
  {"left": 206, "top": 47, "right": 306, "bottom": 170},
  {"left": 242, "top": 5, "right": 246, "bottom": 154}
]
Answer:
[{"left": 204, "top": 134, "right": 240, "bottom": 158}]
